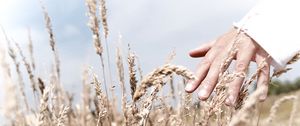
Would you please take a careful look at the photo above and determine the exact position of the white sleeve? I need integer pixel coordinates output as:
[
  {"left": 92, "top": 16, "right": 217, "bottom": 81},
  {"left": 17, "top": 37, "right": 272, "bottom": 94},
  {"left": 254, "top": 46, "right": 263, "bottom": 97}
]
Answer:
[{"left": 233, "top": 0, "right": 300, "bottom": 71}]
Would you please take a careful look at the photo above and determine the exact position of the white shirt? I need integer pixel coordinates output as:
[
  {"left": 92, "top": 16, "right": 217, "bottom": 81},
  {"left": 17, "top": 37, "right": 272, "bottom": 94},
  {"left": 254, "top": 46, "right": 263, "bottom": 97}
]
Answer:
[{"left": 234, "top": 0, "right": 300, "bottom": 71}]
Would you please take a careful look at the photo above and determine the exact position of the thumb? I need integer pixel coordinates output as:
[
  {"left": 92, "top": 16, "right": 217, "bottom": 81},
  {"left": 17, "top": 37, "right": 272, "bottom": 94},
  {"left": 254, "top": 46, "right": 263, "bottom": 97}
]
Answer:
[{"left": 189, "top": 40, "right": 215, "bottom": 58}]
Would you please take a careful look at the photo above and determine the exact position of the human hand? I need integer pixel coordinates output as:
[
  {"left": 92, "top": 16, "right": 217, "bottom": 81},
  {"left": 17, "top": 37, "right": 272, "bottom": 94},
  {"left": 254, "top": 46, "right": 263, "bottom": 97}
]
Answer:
[{"left": 185, "top": 28, "right": 272, "bottom": 106}]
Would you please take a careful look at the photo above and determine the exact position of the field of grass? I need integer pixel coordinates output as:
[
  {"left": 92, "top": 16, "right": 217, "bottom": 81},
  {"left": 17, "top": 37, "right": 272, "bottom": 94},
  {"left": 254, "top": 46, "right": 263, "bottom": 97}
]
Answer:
[
  {"left": 258, "top": 89, "right": 300, "bottom": 125},
  {"left": 0, "top": 0, "right": 299, "bottom": 126}
]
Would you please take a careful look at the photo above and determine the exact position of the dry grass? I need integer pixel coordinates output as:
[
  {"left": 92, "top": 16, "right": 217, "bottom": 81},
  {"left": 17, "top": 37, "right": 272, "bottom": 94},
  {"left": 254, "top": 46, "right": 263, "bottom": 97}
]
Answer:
[{"left": 1, "top": 1, "right": 300, "bottom": 126}]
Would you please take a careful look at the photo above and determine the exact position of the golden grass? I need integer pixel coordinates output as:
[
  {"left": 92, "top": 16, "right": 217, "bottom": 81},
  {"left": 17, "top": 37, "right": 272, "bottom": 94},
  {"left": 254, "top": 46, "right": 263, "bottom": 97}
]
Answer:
[{"left": 0, "top": 0, "right": 300, "bottom": 126}]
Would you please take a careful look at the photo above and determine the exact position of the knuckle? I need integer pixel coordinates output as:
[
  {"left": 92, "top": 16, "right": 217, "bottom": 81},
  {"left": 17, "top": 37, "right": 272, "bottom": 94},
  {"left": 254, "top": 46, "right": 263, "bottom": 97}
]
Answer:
[
  {"left": 213, "top": 44, "right": 224, "bottom": 50},
  {"left": 261, "top": 80, "right": 269, "bottom": 86},
  {"left": 260, "top": 65, "right": 270, "bottom": 76},
  {"left": 260, "top": 68, "right": 269, "bottom": 76},
  {"left": 228, "top": 87, "right": 238, "bottom": 94},
  {"left": 249, "top": 44, "right": 258, "bottom": 51},
  {"left": 230, "top": 81, "right": 242, "bottom": 91},
  {"left": 201, "top": 57, "right": 212, "bottom": 66},
  {"left": 239, "top": 39, "right": 257, "bottom": 51},
  {"left": 201, "top": 80, "right": 210, "bottom": 87},
  {"left": 236, "top": 62, "right": 248, "bottom": 72},
  {"left": 262, "top": 63, "right": 270, "bottom": 70},
  {"left": 260, "top": 76, "right": 270, "bottom": 85}
]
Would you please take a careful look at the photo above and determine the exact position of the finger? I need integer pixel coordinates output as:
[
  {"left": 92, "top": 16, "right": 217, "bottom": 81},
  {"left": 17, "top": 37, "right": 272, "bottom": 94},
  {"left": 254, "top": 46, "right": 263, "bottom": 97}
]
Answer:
[
  {"left": 225, "top": 44, "right": 256, "bottom": 106},
  {"left": 232, "top": 55, "right": 256, "bottom": 62},
  {"left": 189, "top": 41, "right": 215, "bottom": 58},
  {"left": 197, "top": 52, "right": 228, "bottom": 100},
  {"left": 186, "top": 28, "right": 237, "bottom": 95},
  {"left": 185, "top": 47, "right": 220, "bottom": 93},
  {"left": 255, "top": 55, "right": 270, "bottom": 101},
  {"left": 189, "top": 28, "right": 236, "bottom": 58}
]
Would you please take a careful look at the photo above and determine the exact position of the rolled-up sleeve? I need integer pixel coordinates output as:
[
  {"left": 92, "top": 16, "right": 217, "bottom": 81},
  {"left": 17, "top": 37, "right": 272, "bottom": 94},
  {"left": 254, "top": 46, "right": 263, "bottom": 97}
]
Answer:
[{"left": 234, "top": 0, "right": 300, "bottom": 71}]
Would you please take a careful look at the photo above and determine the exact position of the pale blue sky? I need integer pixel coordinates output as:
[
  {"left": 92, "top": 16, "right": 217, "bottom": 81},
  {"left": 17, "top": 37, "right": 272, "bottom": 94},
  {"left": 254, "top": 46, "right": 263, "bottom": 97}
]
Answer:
[{"left": 0, "top": 0, "right": 300, "bottom": 121}]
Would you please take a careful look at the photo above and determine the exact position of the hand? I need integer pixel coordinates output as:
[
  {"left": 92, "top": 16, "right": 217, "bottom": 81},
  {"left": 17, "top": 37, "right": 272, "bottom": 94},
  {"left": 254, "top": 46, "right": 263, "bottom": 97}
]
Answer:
[{"left": 185, "top": 28, "right": 272, "bottom": 106}]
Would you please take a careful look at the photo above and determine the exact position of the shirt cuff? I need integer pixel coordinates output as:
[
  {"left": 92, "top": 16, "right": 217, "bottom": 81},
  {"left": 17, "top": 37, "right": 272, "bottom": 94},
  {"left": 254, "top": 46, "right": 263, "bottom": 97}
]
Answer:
[{"left": 233, "top": 0, "right": 300, "bottom": 72}]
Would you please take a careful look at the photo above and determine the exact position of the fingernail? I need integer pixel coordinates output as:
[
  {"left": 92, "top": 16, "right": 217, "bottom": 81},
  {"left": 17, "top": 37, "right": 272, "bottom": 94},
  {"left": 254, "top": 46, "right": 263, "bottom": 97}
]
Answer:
[
  {"left": 198, "top": 89, "right": 208, "bottom": 99},
  {"left": 225, "top": 98, "right": 231, "bottom": 105},
  {"left": 228, "top": 95, "right": 236, "bottom": 106},
  {"left": 185, "top": 82, "right": 194, "bottom": 91},
  {"left": 259, "top": 94, "right": 267, "bottom": 101}
]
